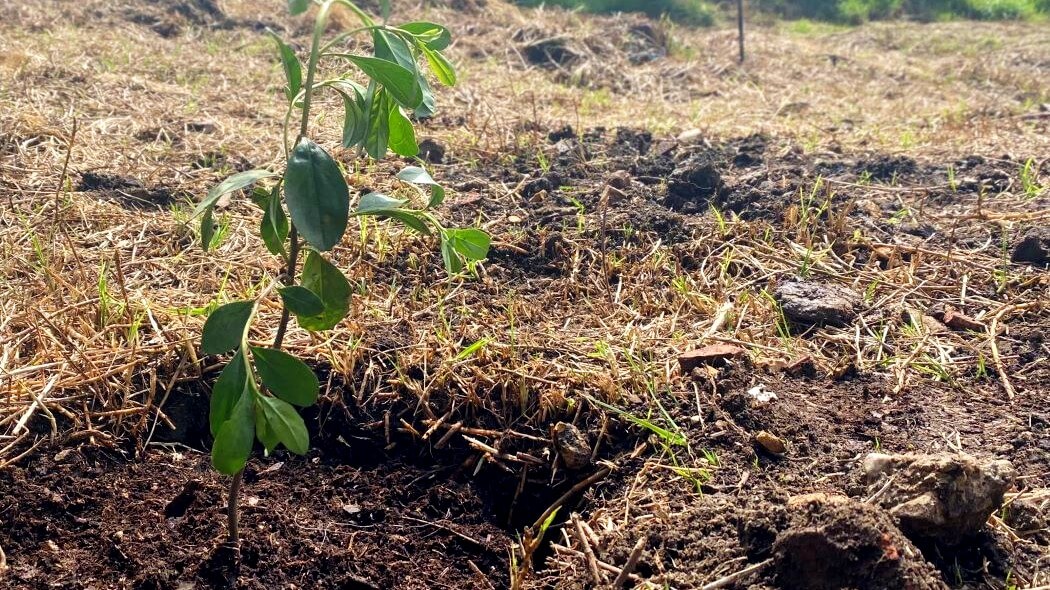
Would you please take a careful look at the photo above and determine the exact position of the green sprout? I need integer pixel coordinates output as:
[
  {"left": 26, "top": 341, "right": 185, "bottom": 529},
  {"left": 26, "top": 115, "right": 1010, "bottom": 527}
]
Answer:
[{"left": 191, "top": 0, "right": 490, "bottom": 550}]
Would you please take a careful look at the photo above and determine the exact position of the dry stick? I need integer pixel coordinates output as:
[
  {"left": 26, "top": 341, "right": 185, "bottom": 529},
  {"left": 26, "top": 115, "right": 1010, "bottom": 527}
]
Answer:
[
  {"left": 701, "top": 558, "right": 773, "bottom": 590},
  {"left": 988, "top": 301, "right": 1042, "bottom": 399},
  {"left": 572, "top": 514, "right": 605, "bottom": 586},
  {"left": 51, "top": 114, "right": 77, "bottom": 229},
  {"left": 737, "top": 0, "right": 745, "bottom": 63},
  {"left": 530, "top": 467, "right": 612, "bottom": 533},
  {"left": 549, "top": 544, "right": 653, "bottom": 587},
  {"left": 612, "top": 536, "right": 646, "bottom": 588}
]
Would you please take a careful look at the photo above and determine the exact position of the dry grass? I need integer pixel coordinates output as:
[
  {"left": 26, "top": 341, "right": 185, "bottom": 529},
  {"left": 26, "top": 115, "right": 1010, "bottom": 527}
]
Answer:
[{"left": 1, "top": 0, "right": 1049, "bottom": 585}]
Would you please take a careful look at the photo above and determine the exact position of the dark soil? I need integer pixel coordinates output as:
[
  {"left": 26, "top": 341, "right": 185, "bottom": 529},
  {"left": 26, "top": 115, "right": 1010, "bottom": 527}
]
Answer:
[{"left": 0, "top": 447, "right": 511, "bottom": 590}]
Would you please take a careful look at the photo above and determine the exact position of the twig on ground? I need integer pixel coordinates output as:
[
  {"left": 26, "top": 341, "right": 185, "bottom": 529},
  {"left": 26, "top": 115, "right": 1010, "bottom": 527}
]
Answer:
[
  {"left": 612, "top": 536, "right": 646, "bottom": 588},
  {"left": 701, "top": 558, "right": 773, "bottom": 590}
]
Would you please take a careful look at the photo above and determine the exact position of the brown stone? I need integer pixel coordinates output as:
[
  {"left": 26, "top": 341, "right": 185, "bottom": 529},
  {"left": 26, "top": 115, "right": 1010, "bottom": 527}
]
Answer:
[{"left": 677, "top": 344, "right": 746, "bottom": 372}]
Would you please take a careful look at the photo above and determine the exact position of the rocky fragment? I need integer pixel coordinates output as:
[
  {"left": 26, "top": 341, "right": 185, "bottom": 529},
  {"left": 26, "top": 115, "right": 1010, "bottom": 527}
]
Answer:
[
  {"left": 677, "top": 344, "right": 746, "bottom": 372},
  {"left": 775, "top": 280, "right": 861, "bottom": 327},
  {"left": 771, "top": 493, "right": 948, "bottom": 590},
  {"left": 665, "top": 153, "right": 722, "bottom": 213},
  {"left": 862, "top": 453, "right": 1015, "bottom": 541},
  {"left": 928, "top": 303, "right": 985, "bottom": 332},
  {"left": 1011, "top": 226, "right": 1050, "bottom": 267},
  {"left": 754, "top": 430, "right": 787, "bottom": 455},
  {"left": 552, "top": 422, "right": 591, "bottom": 470}
]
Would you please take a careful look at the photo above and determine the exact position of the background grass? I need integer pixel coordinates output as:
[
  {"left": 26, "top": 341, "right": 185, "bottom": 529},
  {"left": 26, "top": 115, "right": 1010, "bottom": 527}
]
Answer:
[{"left": 515, "top": 0, "right": 1049, "bottom": 25}]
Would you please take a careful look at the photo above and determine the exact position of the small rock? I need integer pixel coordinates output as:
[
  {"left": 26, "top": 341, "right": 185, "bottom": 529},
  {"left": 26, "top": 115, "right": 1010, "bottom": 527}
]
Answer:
[
  {"left": 862, "top": 453, "right": 1016, "bottom": 541},
  {"left": 417, "top": 138, "right": 446, "bottom": 164},
  {"left": 1011, "top": 226, "right": 1050, "bottom": 267},
  {"left": 676, "top": 128, "right": 705, "bottom": 145},
  {"left": 677, "top": 344, "right": 745, "bottom": 372},
  {"left": 552, "top": 422, "right": 591, "bottom": 470},
  {"left": 772, "top": 494, "right": 948, "bottom": 590},
  {"left": 775, "top": 280, "right": 861, "bottom": 327},
  {"left": 606, "top": 170, "right": 631, "bottom": 191},
  {"left": 755, "top": 430, "right": 787, "bottom": 455}
]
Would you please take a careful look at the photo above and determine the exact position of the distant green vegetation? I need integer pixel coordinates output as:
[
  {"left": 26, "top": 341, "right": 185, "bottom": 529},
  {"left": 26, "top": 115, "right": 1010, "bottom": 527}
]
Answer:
[
  {"left": 514, "top": 0, "right": 1048, "bottom": 25},
  {"left": 750, "top": 0, "right": 1047, "bottom": 23},
  {"left": 514, "top": 0, "right": 716, "bottom": 26}
]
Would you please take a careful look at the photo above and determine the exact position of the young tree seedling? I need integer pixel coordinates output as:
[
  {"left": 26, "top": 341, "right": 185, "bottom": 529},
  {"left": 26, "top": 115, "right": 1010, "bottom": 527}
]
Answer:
[{"left": 192, "top": 0, "right": 490, "bottom": 551}]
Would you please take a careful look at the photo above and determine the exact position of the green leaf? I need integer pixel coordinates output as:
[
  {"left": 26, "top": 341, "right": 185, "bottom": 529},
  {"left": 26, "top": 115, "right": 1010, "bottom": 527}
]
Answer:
[
  {"left": 298, "top": 251, "right": 351, "bottom": 331},
  {"left": 288, "top": 0, "right": 310, "bottom": 15},
  {"left": 278, "top": 285, "right": 325, "bottom": 317},
  {"left": 446, "top": 228, "right": 491, "bottom": 262},
  {"left": 357, "top": 191, "right": 408, "bottom": 213},
  {"left": 255, "top": 402, "right": 280, "bottom": 453},
  {"left": 413, "top": 75, "right": 437, "bottom": 119},
  {"left": 202, "top": 301, "right": 254, "bottom": 355},
  {"left": 373, "top": 29, "right": 417, "bottom": 73},
  {"left": 363, "top": 89, "right": 390, "bottom": 159},
  {"left": 269, "top": 33, "right": 302, "bottom": 101},
  {"left": 250, "top": 346, "right": 320, "bottom": 407},
  {"left": 398, "top": 22, "right": 452, "bottom": 51},
  {"left": 260, "top": 189, "right": 290, "bottom": 257},
  {"left": 257, "top": 396, "right": 310, "bottom": 455},
  {"left": 378, "top": 0, "right": 391, "bottom": 21},
  {"left": 440, "top": 236, "right": 462, "bottom": 275},
  {"left": 341, "top": 93, "right": 367, "bottom": 148},
  {"left": 285, "top": 139, "right": 350, "bottom": 252},
  {"left": 343, "top": 55, "right": 423, "bottom": 109},
  {"left": 210, "top": 352, "right": 248, "bottom": 436},
  {"left": 193, "top": 169, "right": 276, "bottom": 219},
  {"left": 422, "top": 46, "right": 456, "bottom": 86},
  {"left": 354, "top": 192, "right": 429, "bottom": 234},
  {"left": 388, "top": 104, "right": 418, "bottom": 157},
  {"left": 211, "top": 388, "right": 255, "bottom": 475},
  {"left": 396, "top": 166, "right": 445, "bottom": 208},
  {"left": 200, "top": 207, "right": 216, "bottom": 251}
]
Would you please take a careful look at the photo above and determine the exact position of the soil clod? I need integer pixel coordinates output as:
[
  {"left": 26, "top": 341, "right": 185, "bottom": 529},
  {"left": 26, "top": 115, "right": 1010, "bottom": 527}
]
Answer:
[
  {"left": 862, "top": 453, "right": 1016, "bottom": 542},
  {"left": 1011, "top": 226, "right": 1050, "bottom": 267},
  {"left": 665, "top": 153, "right": 723, "bottom": 213},
  {"left": 775, "top": 280, "right": 861, "bottom": 327},
  {"left": 771, "top": 493, "right": 948, "bottom": 590}
]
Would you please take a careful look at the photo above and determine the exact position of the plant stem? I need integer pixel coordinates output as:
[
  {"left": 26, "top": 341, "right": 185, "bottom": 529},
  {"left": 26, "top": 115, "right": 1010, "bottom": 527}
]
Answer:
[
  {"left": 226, "top": 469, "right": 242, "bottom": 545},
  {"left": 225, "top": 0, "right": 332, "bottom": 552},
  {"left": 272, "top": 225, "right": 301, "bottom": 349}
]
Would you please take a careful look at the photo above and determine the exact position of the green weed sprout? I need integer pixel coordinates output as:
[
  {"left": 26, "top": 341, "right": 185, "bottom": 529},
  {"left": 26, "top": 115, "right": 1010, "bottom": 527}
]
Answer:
[{"left": 192, "top": 0, "right": 490, "bottom": 549}]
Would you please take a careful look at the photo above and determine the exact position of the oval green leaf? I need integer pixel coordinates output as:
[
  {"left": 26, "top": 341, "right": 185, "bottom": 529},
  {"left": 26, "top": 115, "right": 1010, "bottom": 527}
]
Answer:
[
  {"left": 211, "top": 390, "right": 255, "bottom": 475},
  {"left": 193, "top": 169, "right": 276, "bottom": 219},
  {"left": 285, "top": 139, "right": 350, "bottom": 252},
  {"left": 250, "top": 346, "right": 320, "bottom": 407},
  {"left": 388, "top": 104, "right": 418, "bottom": 157},
  {"left": 278, "top": 285, "right": 325, "bottom": 317},
  {"left": 422, "top": 46, "right": 456, "bottom": 86},
  {"left": 298, "top": 250, "right": 351, "bottom": 331},
  {"left": 201, "top": 301, "right": 254, "bottom": 355},
  {"left": 258, "top": 396, "right": 309, "bottom": 455},
  {"left": 269, "top": 33, "right": 302, "bottom": 101},
  {"left": 398, "top": 22, "right": 452, "bottom": 51},
  {"left": 343, "top": 55, "right": 423, "bottom": 109},
  {"left": 210, "top": 352, "right": 248, "bottom": 436}
]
